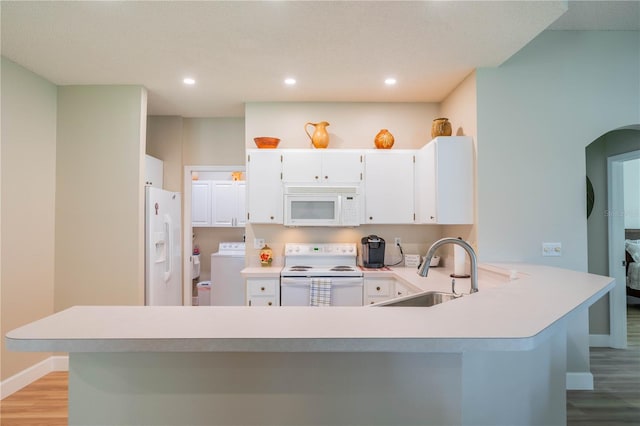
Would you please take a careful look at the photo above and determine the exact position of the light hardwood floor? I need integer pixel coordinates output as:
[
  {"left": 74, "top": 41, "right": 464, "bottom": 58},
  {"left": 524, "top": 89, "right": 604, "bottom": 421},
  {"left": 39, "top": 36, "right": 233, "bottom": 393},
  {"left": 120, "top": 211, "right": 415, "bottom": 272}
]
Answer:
[{"left": 2, "top": 305, "right": 639, "bottom": 425}]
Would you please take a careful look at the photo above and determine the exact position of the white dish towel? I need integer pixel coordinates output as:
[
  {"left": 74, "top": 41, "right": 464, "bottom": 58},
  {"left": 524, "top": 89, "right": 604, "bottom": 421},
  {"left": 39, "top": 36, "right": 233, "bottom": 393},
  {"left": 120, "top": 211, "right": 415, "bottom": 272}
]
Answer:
[{"left": 310, "top": 278, "right": 332, "bottom": 307}]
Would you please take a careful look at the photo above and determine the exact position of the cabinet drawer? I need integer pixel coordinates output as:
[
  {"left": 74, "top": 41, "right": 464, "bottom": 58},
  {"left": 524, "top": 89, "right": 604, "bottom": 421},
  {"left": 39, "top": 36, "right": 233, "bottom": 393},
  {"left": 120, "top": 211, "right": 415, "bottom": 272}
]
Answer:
[
  {"left": 248, "top": 296, "right": 277, "bottom": 307},
  {"left": 247, "top": 280, "right": 277, "bottom": 296},
  {"left": 365, "top": 280, "right": 392, "bottom": 297}
]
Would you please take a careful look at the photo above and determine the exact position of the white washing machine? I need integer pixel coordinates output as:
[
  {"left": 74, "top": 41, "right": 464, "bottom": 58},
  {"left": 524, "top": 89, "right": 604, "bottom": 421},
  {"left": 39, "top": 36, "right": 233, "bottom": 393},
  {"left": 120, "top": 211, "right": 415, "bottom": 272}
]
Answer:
[{"left": 210, "top": 242, "right": 246, "bottom": 305}]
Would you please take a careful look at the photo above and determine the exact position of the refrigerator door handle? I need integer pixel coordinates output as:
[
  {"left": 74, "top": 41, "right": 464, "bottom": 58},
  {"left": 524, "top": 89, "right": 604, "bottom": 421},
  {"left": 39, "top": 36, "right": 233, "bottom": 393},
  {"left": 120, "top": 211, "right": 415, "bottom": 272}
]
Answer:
[{"left": 164, "top": 214, "right": 173, "bottom": 282}]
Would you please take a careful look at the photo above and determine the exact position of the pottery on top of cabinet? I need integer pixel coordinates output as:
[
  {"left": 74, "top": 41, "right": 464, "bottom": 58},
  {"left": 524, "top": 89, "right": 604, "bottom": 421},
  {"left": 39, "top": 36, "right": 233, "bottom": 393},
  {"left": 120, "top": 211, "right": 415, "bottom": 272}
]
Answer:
[
  {"left": 254, "top": 137, "right": 280, "bottom": 149},
  {"left": 305, "top": 121, "right": 330, "bottom": 149},
  {"left": 431, "top": 118, "right": 452, "bottom": 138},
  {"left": 374, "top": 129, "right": 394, "bottom": 149}
]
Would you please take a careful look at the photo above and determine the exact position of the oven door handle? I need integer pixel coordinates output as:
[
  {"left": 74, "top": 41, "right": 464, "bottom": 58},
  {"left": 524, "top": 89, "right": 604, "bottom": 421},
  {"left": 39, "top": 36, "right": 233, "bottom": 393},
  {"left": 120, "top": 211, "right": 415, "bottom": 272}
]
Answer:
[{"left": 280, "top": 277, "right": 311, "bottom": 286}]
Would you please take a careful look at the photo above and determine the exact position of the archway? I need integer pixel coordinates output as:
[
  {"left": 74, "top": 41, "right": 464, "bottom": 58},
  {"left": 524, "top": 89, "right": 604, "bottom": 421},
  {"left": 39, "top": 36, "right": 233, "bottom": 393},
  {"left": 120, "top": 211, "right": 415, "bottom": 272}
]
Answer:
[{"left": 585, "top": 126, "right": 640, "bottom": 348}]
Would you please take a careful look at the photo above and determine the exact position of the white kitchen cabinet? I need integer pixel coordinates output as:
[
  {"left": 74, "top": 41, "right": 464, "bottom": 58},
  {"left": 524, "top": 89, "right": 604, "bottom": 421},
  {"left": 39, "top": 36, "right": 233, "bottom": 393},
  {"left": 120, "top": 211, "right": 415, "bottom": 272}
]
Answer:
[
  {"left": 364, "top": 151, "right": 415, "bottom": 224},
  {"left": 415, "top": 136, "right": 473, "bottom": 224},
  {"left": 282, "top": 150, "right": 363, "bottom": 183},
  {"left": 246, "top": 150, "right": 283, "bottom": 224},
  {"left": 246, "top": 278, "right": 280, "bottom": 306},
  {"left": 393, "top": 280, "right": 413, "bottom": 298},
  {"left": 211, "top": 181, "right": 246, "bottom": 227},
  {"left": 192, "top": 180, "right": 246, "bottom": 227},
  {"left": 191, "top": 180, "right": 212, "bottom": 227},
  {"left": 145, "top": 155, "right": 163, "bottom": 188},
  {"left": 364, "top": 277, "right": 396, "bottom": 305}
]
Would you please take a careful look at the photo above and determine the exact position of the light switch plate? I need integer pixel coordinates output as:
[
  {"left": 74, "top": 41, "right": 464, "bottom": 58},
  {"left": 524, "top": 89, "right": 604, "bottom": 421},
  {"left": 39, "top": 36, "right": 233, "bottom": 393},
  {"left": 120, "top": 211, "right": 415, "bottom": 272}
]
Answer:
[{"left": 542, "top": 242, "right": 562, "bottom": 257}]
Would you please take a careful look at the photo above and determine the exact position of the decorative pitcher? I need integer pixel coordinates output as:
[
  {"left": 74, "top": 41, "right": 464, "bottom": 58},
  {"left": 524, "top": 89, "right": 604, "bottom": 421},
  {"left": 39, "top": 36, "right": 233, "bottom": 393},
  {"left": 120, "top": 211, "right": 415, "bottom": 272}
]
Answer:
[
  {"left": 304, "top": 121, "right": 330, "bottom": 149},
  {"left": 431, "top": 118, "right": 452, "bottom": 139}
]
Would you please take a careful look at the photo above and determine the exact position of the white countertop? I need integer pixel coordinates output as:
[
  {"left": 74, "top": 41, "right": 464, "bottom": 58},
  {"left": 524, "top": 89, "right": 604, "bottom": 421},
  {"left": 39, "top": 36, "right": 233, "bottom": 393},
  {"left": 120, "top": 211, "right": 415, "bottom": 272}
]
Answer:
[{"left": 6, "top": 264, "right": 614, "bottom": 354}]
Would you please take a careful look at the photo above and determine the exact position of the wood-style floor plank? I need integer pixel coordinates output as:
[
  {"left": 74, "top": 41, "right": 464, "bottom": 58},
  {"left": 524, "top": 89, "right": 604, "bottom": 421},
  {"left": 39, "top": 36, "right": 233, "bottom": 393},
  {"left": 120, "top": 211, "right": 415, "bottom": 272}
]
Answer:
[
  {"left": 0, "top": 371, "right": 67, "bottom": 425},
  {"left": 2, "top": 305, "right": 639, "bottom": 425},
  {"left": 567, "top": 303, "right": 640, "bottom": 426}
]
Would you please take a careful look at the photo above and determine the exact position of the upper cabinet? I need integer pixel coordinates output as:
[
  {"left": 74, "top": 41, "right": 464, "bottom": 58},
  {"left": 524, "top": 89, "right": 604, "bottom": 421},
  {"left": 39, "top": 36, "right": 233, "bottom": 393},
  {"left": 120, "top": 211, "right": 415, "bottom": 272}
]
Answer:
[
  {"left": 246, "top": 150, "right": 283, "bottom": 224},
  {"left": 192, "top": 180, "right": 246, "bottom": 228},
  {"left": 211, "top": 181, "right": 246, "bottom": 227},
  {"left": 364, "top": 151, "right": 415, "bottom": 224},
  {"left": 282, "top": 150, "right": 363, "bottom": 183},
  {"left": 415, "top": 136, "right": 473, "bottom": 224},
  {"left": 191, "top": 180, "right": 212, "bottom": 227},
  {"left": 145, "top": 155, "right": 163, "bottom": 188}
]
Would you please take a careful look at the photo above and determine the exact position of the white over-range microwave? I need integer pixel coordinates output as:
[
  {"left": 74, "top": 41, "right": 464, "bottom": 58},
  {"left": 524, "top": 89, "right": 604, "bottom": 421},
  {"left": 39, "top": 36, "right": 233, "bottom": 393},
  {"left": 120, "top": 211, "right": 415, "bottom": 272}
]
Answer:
[{"left": 284, "top": 185, "right": 361, "bottom": 227}]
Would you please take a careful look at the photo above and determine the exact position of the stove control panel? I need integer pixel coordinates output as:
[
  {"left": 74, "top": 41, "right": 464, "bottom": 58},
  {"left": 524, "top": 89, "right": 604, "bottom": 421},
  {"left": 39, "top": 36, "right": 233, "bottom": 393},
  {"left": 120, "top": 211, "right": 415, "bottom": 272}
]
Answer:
[{"left": 284, "top": 243, "right": 357, "bottom": 256}]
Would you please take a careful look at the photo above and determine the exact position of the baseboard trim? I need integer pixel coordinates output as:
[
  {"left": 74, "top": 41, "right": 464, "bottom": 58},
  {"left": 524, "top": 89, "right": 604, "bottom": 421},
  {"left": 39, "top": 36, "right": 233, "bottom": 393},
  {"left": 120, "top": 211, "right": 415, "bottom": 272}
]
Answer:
[
  {"left": 566, "top": 372, "right": 594, "bottom": 390},
  {"left": 589, "top": 333, "right": 611, "bottom": 347},
  {"left": 0, "top": 355, "right": 69, "bottom": 399}
]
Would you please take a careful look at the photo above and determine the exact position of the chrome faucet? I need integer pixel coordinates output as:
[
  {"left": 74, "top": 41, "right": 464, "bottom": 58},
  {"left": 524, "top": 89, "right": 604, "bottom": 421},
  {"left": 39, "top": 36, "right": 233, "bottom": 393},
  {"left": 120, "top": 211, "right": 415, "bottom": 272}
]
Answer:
[{"left": 418, "top": 238, "right": 479, "bottom": 294}]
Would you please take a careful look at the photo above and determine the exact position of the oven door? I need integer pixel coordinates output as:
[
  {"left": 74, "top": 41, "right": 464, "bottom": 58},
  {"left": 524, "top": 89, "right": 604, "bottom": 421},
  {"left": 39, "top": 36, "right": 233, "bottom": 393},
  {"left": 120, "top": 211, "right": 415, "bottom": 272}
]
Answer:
[
  {"left": 284, "top": 195, "right": 340, "bottom": 227},
  {"left": 280, "top": 277, "right": 363, "bottom": 306}
]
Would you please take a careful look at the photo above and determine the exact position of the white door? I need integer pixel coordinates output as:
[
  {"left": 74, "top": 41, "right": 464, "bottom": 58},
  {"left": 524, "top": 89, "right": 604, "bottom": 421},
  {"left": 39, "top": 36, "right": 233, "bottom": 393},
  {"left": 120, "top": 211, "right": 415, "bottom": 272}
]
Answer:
[
  {"left": 321, "top": 151, "right": 363, "bottom": 183},
  {"left": 145, "top": 187, "right": 182, "bottom": 306},
  {"left": 191, "top": 181, "right": 212, "bottom": 227},
  {"left": 211, "top": 181, "right": 236, "bottom": 227},
  {"left": 282, "top": 150, "right": 321, "bottom": 182},
  {"left": 247, "top": 150, "right": 283, "bottom": 223},
  {"left": 364, "top": 151, "right": 415, "bottom": 224}
]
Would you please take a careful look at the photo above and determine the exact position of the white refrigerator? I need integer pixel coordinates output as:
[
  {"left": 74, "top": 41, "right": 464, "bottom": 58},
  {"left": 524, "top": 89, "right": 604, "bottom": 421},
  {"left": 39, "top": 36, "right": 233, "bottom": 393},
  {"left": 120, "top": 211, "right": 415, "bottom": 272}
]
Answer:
[{"left": 145, "top": 186, "right": 182, "bottom": 306}]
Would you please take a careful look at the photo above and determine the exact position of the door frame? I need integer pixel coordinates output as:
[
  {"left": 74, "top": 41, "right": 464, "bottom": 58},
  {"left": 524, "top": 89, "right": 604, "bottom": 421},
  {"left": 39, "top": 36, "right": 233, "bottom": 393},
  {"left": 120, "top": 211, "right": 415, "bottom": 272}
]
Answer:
[
  {"left": 182, "top": 165, "right": 245, "bottom": 305},
  {"left": 607, "top": 150, "right": 640, "bottom": 348}
]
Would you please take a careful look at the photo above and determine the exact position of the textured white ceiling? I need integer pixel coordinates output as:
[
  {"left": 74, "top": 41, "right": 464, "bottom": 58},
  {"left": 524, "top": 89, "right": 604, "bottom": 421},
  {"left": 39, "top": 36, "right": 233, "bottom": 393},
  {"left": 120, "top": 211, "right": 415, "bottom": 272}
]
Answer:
[{"left": 1, "top": 1, "right": 636, "bottom": 118}]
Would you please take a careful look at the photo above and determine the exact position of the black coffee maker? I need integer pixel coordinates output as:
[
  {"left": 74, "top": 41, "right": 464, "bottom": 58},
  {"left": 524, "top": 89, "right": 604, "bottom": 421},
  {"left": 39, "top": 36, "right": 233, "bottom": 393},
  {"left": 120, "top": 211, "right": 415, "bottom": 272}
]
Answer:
[{"left": 361, "top": 235, "right": 385, "bottom": 268}]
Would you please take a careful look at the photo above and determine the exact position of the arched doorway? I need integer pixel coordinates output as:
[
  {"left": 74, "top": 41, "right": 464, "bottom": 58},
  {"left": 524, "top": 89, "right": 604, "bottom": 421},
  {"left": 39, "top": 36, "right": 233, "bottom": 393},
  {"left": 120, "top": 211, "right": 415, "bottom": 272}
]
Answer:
[{"left": 585, "top": 126, "right": 640, "bottom": 348}]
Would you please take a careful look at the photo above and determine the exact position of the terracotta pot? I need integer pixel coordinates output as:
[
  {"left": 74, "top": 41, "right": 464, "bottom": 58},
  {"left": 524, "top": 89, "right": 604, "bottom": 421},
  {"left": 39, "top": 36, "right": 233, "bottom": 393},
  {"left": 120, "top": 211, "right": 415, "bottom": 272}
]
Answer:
[
  {"left": 374, "top": 129, "right": 395, "bottom": 149},
  {"left": 431, "top": 118, "right": 452, "bottom": 138}
]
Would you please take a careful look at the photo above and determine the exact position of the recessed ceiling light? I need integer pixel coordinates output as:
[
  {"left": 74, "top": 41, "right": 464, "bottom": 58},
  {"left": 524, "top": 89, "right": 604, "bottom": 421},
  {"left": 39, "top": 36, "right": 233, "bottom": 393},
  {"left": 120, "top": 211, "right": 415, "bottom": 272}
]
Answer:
[
  {"left": 284, "top": 78, "right": 296, "bottom": 86},
  {"left": 384, "top": 77, "right": 397, "bottom": 86},
  {"left": 183, "top": 77, "right": 196, "bottom": 85}
]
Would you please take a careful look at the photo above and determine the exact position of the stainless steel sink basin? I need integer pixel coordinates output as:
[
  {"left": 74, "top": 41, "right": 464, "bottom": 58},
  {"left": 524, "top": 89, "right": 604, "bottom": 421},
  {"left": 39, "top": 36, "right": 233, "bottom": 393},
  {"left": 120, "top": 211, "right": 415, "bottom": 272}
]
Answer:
[{"left": 371, "top": 291, "right": 459, "bottom": 307}]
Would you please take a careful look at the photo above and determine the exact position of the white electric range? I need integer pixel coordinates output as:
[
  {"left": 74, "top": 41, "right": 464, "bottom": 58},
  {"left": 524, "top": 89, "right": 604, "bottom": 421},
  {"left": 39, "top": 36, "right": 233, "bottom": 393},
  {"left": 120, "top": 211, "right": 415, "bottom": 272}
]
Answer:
[{"left": 280, "top": 243, "right": 364, "bottom": 306}]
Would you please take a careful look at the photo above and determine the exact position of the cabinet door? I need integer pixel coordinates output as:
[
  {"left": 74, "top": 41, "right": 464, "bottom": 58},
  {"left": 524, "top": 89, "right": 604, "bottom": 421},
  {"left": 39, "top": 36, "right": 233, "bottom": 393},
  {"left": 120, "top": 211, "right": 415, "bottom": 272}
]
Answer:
[
  {"left": 247, "top": 150, "right": 283, "bottom": 223},
  {"left": 364, "top": 277, "right": 395, "bottom": 305},
  {"left": 246, "top": 278, "right": 280, "bottom": 306},
  {"left": 211, "top": 181, "right": 236, "bottom": 227},
  {"left": 191, "top": 181, "right": 212, "bottom": 227},
  {"left": 282, "top": 151, "right": 322, "bottom": 182},
  {"left": 145, "top": 155, "right": 163, "bottom": 188},
  {"left": 416, "top": 137, "right": 473, "bottom": 224},
  {"left": 364, "top": 151, "right": 415, "bottom": 224},
  {"left": 416, "top": 142, "right": 437, "bottom": 224},
  {"left": 321, "top": 151, "right": 363, "bottom": 183}
]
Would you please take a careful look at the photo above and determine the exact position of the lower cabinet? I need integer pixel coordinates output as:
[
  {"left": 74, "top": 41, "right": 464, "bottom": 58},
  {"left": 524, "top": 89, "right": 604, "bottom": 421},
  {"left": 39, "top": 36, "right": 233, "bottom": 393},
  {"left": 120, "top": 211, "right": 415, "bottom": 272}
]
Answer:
[
  {"left": 365, "top": 277, "right": 417, "bottom": 304},
  {"left": 364, "top": 277, "right": 396, "bottom": 305},
  {"left": 246, "top": 278, "right": 280, "bottom": 306}
]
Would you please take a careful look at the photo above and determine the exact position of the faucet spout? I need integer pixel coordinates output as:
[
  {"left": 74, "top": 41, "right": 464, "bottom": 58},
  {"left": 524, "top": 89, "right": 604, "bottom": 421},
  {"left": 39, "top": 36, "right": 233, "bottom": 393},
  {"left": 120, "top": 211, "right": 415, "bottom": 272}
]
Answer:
[{"left": 418, "top": 237, "right": 478, "bottom": 294}]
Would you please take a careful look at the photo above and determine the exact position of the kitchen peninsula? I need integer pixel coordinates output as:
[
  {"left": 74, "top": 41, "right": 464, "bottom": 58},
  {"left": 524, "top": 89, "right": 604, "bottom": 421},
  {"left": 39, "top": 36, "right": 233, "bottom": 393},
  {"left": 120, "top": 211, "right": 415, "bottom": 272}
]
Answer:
[{"left": 6, "top": 264, "right": 614, "bottom": 426}]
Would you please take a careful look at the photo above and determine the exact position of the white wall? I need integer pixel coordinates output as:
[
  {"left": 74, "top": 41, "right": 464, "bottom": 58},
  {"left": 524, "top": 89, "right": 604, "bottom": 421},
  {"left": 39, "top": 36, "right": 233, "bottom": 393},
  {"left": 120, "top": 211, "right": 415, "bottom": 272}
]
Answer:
[
  {"left": 245, "top": 102, "right": 437, "bottom": 150},
  {"left": 476, "top": 31, "right": 640, "bottom": 271},
  {"left": 624, "top": 158, "right": 640, "bottom": 229},
  {"left": 1, "top": 58, "right": 57, "bottom": 380},
  {"left": 55, "top": 86, "right": 147, "bottom": 310},
  {"left": 476, "top": 30, "right": 639, "bottom": 379}
]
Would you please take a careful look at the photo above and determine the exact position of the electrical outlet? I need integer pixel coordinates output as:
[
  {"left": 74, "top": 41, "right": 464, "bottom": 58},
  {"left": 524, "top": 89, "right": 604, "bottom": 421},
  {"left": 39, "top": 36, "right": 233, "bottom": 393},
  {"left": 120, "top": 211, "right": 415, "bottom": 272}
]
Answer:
[
  {"left": 254, "top": 238, "right": 265, "bottom": 249},
  {"left": 542, "top": 242, "right": 562, "bottom": 257},
  {"left": 394, "top": 237, "right": 401, "bottom": 246}
]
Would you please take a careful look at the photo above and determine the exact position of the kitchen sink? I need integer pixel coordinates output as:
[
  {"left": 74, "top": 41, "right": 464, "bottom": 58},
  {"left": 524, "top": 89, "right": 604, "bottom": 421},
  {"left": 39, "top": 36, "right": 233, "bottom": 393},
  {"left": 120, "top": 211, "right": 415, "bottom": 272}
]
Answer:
[{"left": 371, "top": 291, "right": 459, "bottom": 307}]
